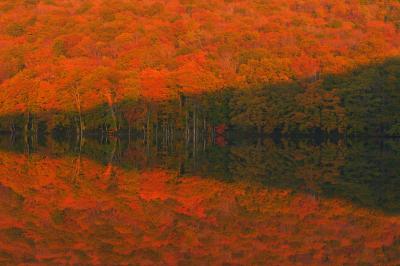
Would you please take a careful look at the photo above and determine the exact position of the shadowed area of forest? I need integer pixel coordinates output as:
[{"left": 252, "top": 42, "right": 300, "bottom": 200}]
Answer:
[
  {"left": 1, "top": 135, "right": 399, "bottom": 215},
  {"left": 1, "top": 57, "right": 399, "bottom": 140}
]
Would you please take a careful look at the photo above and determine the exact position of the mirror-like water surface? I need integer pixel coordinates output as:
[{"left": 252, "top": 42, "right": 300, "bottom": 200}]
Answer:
[{"left": 0, "top": 136, "right": 399, "bottom": 265}]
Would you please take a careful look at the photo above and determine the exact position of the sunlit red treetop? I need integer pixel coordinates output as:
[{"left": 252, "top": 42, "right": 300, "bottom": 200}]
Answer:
[{"left": 0, "top": 0, "right": 399, "bottom": 113}]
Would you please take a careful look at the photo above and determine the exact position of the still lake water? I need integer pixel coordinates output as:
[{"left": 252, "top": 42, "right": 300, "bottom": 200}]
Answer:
[{"left": 0, "top": 135, "right": 399, "bottom": 265}]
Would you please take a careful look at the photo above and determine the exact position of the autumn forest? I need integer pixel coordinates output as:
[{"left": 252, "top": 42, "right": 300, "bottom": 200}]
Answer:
[
  {"left": 1, "top": 0, "right": 400, "bottom": 265},
  {"left": 0, "top": 0, "right": 399, "bottom": 139}
]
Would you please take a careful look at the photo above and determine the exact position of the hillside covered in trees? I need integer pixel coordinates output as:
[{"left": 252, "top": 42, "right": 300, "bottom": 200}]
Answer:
[{"left": 0, "top": 0, "right": 399, "bottom": 137}]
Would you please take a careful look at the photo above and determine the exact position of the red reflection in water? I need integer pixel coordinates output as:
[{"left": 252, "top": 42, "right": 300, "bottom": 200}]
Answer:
[{"left": 0, "top": 151, "right": 399, "bottom": 265}]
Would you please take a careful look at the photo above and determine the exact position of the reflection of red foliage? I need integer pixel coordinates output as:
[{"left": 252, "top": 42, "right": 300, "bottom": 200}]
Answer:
[
  {"left": 0, "top": 151, "right": 399, "bottom": 265},
  {"left": 215, "top": 125, "right": 227, "bottom": 146},
  {"left": 215, "top": 124, "right": 226, "bottom": 135},
  {"left": 216, "top": 136, "right": 226, "bottom": 147}
]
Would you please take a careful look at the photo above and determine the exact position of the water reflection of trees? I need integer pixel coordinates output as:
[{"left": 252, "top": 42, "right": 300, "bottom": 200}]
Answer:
[
  {"left": 229, "top": 139, "right": 400, "bottom": 214},
  {"left": 0, "top": 136, "right": 399, "bottom": 264},
  {"left": 0, "top": 135, "right": 399, "bottom": 213}
]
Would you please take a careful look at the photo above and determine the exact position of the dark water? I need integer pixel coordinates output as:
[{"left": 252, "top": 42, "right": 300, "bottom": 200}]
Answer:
[{"left": 0, "top": 135, "right": 399, "bottom": 265}]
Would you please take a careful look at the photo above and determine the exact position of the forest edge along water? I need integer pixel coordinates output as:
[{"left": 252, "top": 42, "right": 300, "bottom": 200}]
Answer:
[
  {"left": 0, "top": 134, "right": 399, "bottom": 265},
  {"left": 0, "top": 0, "right": 400, "bottom": 264},
  {"left": 1, "top": 134, "right": 399, "bottom": 214}
]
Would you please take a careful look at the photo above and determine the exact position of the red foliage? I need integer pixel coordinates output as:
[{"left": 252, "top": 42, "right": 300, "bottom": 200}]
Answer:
[
  {"left": 0, "top": 0, "right": 398, "bottom": 113},
  {"left": 0, "top": 151, "right": 398, "bottom": 265}
]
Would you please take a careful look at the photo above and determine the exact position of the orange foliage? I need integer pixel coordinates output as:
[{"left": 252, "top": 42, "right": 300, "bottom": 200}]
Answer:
[
  {"left": 0, "top": 0, "right": 398, "bottom": 111},
  {"left": 0, "top": 150, "right": 398, "bottom": 265},
  {"left": 140, "top": 68, "right": 171, "bottom": 101}
]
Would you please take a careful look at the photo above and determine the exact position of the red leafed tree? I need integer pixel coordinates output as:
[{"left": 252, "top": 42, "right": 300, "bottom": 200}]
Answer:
[{"left": 139, "top": 68, "right": 171, "bottom": 101}]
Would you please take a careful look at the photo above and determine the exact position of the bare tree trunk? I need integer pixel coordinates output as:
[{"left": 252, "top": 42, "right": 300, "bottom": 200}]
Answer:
[
  {"left": 146, "top": 104, "right": 151, "bottom": 142},
  {"left": 101, "top": 124, "right": 104, "bottom": 143},
  {"left": 155, "top": 120, "right": 159, "bottom": 147},
  {"left": 193, "top": 104, "right": 197, "bottom": 158},
  {"left": 109, "top": 104, "right": 118, "bottom": 133},
  {"left": 31, "top": 114, "right": 35, "bottom": 133},
  {"left": 24, "top": 111, "right": 30, "bottom": 136},
  {"left": 203, "top": 116, "right": 207, "bottom": 141},
  {"left": 79, "top": 112, "right": 84, "bottom": 140},
  {"left": 104, "top": 90, "right": 118, "bottom": 133},
  {"left": 143, "top": 125, "right": 146, "bottom": 144},
  {"left": 10, "top": 122, "right": 15, "bottom": 136},
  {"left": 31, "top": 115, "right": 38, "bottom": 147},
  {"left": 128, "top": 123, "right": 132, "bottom": 145},
  {"left": 24, "top": 111, "right": 30, "bottom": 149},
  {"left": 193, "top": 105, "right": 197, "bottom": 144},
  {"left": 74, "top": 90, "right": 85, "bottom": 141},
  {"left": 211, "top": 126, "right": 214, "bottom": 144},
  {"left": 185, "top": 111, "right": 189, "bottom": 144}
]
